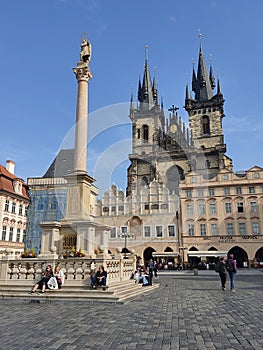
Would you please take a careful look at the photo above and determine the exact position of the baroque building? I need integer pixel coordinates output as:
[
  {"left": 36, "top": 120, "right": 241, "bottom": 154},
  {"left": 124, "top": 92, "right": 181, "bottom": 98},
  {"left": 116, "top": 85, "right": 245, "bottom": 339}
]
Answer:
[
  {"left": 0, "top": 160, "right": 29, "bottom": 256},
  {"left": 180, "top": 167, "right": 263, "bottom": 267}
]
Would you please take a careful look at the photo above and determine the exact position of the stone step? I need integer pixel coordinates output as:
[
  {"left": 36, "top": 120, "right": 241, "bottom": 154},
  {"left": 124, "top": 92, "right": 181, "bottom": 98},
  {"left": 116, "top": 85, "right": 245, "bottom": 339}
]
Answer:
[{"left": 0, "top": 280, "right": 159, "bottom": 303}]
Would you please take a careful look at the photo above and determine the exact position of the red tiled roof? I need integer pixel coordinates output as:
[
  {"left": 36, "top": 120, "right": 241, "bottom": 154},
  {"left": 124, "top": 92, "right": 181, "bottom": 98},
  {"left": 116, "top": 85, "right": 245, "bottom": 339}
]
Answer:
[{"left": 0, "top": 164, "right": 29, "bottom": 200}]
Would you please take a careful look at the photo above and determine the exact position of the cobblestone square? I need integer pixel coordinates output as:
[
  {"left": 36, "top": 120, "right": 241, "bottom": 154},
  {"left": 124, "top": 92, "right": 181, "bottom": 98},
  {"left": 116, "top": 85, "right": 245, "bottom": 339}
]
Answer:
[{"left": 0, "top": 270, "right": 262, "bottom": 350}]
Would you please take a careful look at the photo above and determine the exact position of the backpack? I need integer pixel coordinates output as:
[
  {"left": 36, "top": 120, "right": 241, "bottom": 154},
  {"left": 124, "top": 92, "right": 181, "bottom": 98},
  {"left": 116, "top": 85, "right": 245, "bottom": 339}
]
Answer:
[
  {"left": 226, "top": 260, "right": 234, "bottom": 273},
  {"left": 215, "top": 262, "right": 220, "bottom": 273}
]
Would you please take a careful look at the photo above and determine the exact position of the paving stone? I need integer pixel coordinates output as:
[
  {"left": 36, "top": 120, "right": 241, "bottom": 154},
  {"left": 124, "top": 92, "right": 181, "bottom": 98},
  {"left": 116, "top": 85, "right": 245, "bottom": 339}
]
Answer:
[{"left": 0, "top": 269, "right": 263, "bottom": 349}]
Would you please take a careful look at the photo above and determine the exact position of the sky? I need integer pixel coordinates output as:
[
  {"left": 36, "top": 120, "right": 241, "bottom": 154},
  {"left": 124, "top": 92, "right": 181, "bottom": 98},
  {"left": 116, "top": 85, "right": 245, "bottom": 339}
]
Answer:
[{"left": 1, "top": 0, "right": 263, "bottom": 196}]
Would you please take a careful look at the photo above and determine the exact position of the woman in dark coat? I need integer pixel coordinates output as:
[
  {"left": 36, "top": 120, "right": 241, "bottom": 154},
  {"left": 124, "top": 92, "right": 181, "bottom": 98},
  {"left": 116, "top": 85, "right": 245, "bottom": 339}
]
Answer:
[{"left": 30, "top": 264, "right": 53, "bottom": 294}]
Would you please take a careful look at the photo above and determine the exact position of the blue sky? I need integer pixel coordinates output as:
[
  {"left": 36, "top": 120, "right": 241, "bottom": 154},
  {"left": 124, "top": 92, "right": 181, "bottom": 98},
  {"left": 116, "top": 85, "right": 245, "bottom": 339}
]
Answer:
[{"left": 1, "top": 0, "right": 263, "bottom": 195}]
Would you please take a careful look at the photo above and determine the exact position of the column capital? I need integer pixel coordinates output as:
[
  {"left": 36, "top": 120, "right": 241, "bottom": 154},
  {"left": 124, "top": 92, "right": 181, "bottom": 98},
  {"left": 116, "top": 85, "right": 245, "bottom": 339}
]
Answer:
[{"left": 73, "top": 66, "right": 92, "bottom": 82}]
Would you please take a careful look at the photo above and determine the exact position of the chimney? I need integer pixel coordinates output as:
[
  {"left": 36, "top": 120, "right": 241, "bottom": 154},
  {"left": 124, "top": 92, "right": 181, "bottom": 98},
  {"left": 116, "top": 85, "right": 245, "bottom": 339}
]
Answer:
[{"left": 6, "top": 160, "right": 15, "bottom": 175}]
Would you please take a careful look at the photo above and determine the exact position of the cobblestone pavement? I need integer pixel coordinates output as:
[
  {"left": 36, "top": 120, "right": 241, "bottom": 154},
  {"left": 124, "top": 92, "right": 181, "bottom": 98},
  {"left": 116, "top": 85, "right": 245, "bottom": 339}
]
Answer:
[{"left": 1, "top": 270, "right": 263, "bottom": 350}]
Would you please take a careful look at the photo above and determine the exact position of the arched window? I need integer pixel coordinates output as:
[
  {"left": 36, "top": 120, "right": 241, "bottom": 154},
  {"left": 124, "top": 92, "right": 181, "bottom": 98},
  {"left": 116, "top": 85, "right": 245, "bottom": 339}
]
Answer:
[
  {"left": 202, "top": 116, "right": 210, "bottom": 135},
  {"left": 143, "top": 125, "right": 149, "bottom": 143},
  {"left": 137, "top": 128, "right": 141, "bottom": 139}
]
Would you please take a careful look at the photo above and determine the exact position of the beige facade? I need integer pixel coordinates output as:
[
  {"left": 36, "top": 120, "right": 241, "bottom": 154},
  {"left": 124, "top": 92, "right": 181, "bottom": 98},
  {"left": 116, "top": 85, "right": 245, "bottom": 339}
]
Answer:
[
  {"left": 0, "top": 161, "right": 29, "bottom": 256},
  {"left": 179, "top": 166, "right": 263, "bottom": 267},
  {"left": 96, "top": 181, "right": 180, "bottom": 263}
]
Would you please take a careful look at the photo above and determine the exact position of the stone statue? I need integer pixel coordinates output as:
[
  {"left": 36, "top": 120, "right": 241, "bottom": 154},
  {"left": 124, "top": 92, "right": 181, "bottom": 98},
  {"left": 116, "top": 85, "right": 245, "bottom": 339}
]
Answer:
[{"left": 79, "top": 39, "right": 92, "bottom": 65}]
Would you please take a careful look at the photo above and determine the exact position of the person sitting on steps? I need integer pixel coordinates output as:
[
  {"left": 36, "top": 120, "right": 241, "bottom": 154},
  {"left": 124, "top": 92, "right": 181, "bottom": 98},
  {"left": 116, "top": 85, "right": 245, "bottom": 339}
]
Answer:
[
  {"left": 91, "top": 265, "right": 107, "bottom": 290},
  {"left": 135, "top": 266, "right": 149, "bottom": 286},
  {"left": 30, "top": 264, "right": 53, "bottom": 294}
]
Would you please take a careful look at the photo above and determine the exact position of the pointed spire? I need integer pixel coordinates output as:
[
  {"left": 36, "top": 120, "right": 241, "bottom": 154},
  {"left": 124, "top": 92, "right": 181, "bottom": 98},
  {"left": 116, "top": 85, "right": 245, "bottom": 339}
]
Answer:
[
  {"left": 130, "top": 91, "right": 134, "bottom": 113},
  {"left": 137, "top": 76, "right": 143, "bottom": 102},
  {"left": 195, "top": 36, "right": 213, "bottom": 101},
  {"left": 185, "top": 83, "right": 190, "bottom": 100},
  {"left": 217, "top": 76, "right": 222, "bottom": 95},
  {"left": 191, "top": 59, "right": 197, "bottom": 93},
  {"left": 152, "top": 71, "right": 159, "bottom": 105},
  {"left": 140, "top": 44, "right": 154, "bottom": 110},
  {"left": 209, "top": 54, "right": 216, "bottom": 89}
]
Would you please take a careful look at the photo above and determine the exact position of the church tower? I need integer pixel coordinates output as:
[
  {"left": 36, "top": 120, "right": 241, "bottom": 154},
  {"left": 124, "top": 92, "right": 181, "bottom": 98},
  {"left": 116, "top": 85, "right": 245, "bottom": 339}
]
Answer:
[
  {"left": 126, "top": 48, "right": 165, "bottom": 196},
  {"left": 185, "top": 40, "right": 232, "bottom": 175}
]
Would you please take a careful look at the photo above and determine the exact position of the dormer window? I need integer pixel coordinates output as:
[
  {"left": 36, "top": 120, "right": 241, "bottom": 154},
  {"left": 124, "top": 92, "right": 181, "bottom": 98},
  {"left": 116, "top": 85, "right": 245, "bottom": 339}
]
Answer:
[{"left": 13, "top": 179, "right": 23, "bottom": 195}]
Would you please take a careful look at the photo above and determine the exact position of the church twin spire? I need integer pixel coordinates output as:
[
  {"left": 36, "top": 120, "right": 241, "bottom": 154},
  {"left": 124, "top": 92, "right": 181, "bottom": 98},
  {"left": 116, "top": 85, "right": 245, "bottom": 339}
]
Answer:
[
  {"left": 188, "top": 42, "right": 222, "bottom": 102},
  {"left": 136, "top": 46, "right": 159, "bottom": 110}
]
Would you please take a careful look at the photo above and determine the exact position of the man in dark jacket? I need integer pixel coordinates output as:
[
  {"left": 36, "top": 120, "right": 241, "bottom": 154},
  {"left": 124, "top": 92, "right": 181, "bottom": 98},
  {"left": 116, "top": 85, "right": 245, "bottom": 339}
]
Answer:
[{"left": 215, "top": 256, "right": 227, "bottom": 291}]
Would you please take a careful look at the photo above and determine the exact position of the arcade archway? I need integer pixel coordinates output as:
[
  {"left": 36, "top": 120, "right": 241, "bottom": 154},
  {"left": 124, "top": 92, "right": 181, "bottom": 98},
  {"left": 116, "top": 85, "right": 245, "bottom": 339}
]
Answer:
[{"left": 228, "top": 246, "right": 248, "bottom": 268}]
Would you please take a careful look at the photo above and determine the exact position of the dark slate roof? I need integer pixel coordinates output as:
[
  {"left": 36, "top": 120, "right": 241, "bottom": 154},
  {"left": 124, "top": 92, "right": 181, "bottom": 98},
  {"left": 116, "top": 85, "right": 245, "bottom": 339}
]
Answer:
[{"left": 43, "top": 149, "right": 74, "bottom": 178}]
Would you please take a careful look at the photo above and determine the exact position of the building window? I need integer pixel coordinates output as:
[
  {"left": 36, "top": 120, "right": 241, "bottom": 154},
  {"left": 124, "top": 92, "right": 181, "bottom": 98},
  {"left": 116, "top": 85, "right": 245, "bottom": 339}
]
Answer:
[
  {"left": 253, "top": 172, "right": 259, "bottom": 179},
  {"left": 186, "top": 204, "right": 193, "bottom": 216},
  {"left": 200, "top": 223, "right": 206, "bottom": 236},
  {"left": 137, "top": 128, "right": 140, "bottom": 139},
  {"left": 197, "top": 189, "right": 204, "bottom": 197},
  {"left": 23, "top": 230, "right": 26, "bottom": 243},
  {"left": 156, "top": 226, "right": 163, "bottom": 237},
  {"left": 238, "top": 222, "right": 246, "bottom": 235},
  {"left": 208, "top": 188, "right": 215, "bottom": 196},
  {"left": 120, "top": 226, "right": 128, "bottom": 235},
  {"left": 237, "top": 202, "right": 244, "bottom": 213},
  {"left": 16, "top": 228, "right": 21, "bottom": 242},
  {"left": 188, "top": 224, "right": 194, "bottom": 236},
  {"left": 143, "top": 125, "right": 149, "bottom": 143},
  {"left": 236, "top": 187, "right": 242, "bottom": 194},
  {"left": 38, "top": 199, "right": 44, "bottom": 210},
  {"left": 186, "top": 190, "right": 192, "bottom": 198},
  {"left": 226, "top": 223, "right": 234, "bottom": 235},
  {"left": 5, "top": 200, "right": 9, "bottom": 211},
  {"left": 211, "top": 223, "right": 218, "bottom": 235},
  {"left": 250, "top": 202, "right": 258, "bottom": 213},
  {"left": 168, "top": 225, "right": 175, "bottom": 237},
  {"left": 248, "top": 186, "right": 255, "bottom": 194},
  {"left": 50, "top": 198, "right": 57, "bottom": 210},
  {"left": 25, "top": 206, "right": 28, "bottom": 217},
  {"left": 110, "top": 227, "right": 117, "bottom": 239},
  {"left": 224, "top": 187, "right": 230, "bottom": 195},
  {"left": 12, "top": 202, "right": 16, "bottom": 213},
  {"left": 225, "top": 202, "right": 232, "bottom": 214},
  {"left": 191, "top": 177, "right": 196, "bottom": 183},
  {"left": 198, "top": 203, "right": 205, "bottom": 215},
  {"left": 144, "top": 226, "right": 151, "bottom": 238},
  {"left": 2, "top": 226, "right": 7, "bottom": 240},
  {"left": 202, "top": 116, "right": 210, "bottom": 135},
  {"left": 9, "top": 227, "right": 14, "bottom": 241},
  {"left": 19, "top": 204, "right": 23, "bottom": 215},
  {"left": 222, "top": 174, "right": 229, "bottom": 180},
  {"left": 252, "top": 222, "right": 260, "bottom": 235},
  {"left": 209, "top": 203, "right": 217, "bottom": 215}
]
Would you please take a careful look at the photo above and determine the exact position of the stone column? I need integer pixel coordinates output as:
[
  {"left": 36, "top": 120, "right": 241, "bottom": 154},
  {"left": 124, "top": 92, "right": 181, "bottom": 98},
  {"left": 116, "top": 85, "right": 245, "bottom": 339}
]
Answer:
[{"left": 73, "top": 39, "right": 92, "bottom": 173}]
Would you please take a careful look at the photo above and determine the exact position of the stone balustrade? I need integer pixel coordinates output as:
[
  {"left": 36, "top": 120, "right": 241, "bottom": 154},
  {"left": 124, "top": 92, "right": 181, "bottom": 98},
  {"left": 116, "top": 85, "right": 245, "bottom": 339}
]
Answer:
[{"left": 0, "top": 255, "right": 136, "bottom": 286}]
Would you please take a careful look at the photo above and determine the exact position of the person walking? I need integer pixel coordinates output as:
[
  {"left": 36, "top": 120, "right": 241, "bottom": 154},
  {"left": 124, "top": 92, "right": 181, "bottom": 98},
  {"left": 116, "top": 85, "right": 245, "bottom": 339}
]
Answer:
[
  {"left": 215, "top": 256, "right": 227, "bottom": 291},
  {"left": 226, "top": 254, "right": 237, "bottom": 291}
]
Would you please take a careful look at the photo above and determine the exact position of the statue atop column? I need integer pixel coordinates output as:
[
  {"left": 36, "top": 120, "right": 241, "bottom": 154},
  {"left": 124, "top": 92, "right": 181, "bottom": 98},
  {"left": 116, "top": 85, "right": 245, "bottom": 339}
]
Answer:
[
  {"left": 78, "top": 39, "right": 92, "bottom": 66},
  {"left": 74, "top": 37, "right": 92, "bottom": 82}
]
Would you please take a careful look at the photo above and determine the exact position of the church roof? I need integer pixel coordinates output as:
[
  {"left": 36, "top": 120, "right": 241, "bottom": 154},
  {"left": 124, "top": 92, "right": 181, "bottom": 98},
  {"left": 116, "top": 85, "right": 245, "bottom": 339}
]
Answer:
[{"left": 43, "top": 149, "right": 74, "bottom": 178}]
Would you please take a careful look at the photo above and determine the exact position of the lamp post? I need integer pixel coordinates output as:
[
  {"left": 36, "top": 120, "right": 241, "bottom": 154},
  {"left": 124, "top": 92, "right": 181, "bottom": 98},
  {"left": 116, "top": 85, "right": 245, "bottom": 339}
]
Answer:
[
  {"left": 118, "top": 230, "right": 134, "bottom": 259},
  {"left": 176, "top": 210, "right": 185, "bottom": 270},
  {"left": 179, "top": 246, "right": 185, "bottom": 270}
]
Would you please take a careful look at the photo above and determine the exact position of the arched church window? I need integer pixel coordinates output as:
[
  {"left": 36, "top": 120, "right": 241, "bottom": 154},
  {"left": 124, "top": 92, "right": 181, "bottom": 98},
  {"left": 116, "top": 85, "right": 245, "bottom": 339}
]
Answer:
[
  {"left": 143, "top": 125, "right": 149, "bottom": 143},
  {"left": 202, "top": 116, "right": 210, "bottom": 135},
  {"left": 137, "top": 128, "right": 141, "bottom": 139},
  {"left": 141, "top": 176, "right": 148, "bottom": 186}
]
